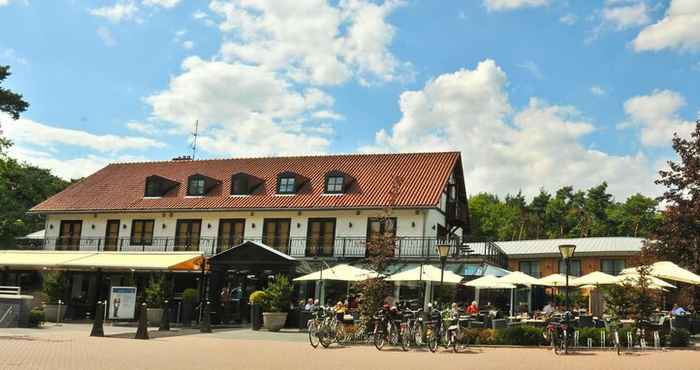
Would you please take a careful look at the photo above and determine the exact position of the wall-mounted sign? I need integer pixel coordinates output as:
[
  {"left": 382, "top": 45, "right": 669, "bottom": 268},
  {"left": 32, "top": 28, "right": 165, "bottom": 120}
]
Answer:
[{"left": 109, "top": 286, "right": 137, "bottom": 320}]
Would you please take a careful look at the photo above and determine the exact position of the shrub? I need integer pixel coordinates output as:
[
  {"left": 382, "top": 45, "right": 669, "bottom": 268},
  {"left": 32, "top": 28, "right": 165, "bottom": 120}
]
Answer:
[
  {"left": 478, "top": 328, "right": 498, "bottom": 345},
  {"left": 263, "top": 275, "right": 293, "bottom": 312},
  {"left": 42, "top": 271, "right": 65, "bottom": 304},
  {"left": 182, "top": 288, "right": 199, "bottom": 303},
  {"left": 668, "top": 328, "right": 690, "bottom": 347},
  {"left": 575, "top": 327, "right": 604, "bottom": 347},
  {"left": 144, "top": 275, "right": 167, "bottom": 308},
  {"left": 28, "top": 308, "right": 44, "bottom": 328},
  {"left": 496, "top": 326, "right": 545, "bottom": 346},
  {"left": 249, "top": 290, "right": 268, "bottom": 306}
]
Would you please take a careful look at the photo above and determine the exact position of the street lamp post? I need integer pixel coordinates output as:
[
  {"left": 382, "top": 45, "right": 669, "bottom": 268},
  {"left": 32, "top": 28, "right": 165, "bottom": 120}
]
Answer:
[
  {"left": 436, "top": 244, "right": 451, "bottom": 286},
  {"left": 558, "top": 244, "right": 576, "bottom": 313}
]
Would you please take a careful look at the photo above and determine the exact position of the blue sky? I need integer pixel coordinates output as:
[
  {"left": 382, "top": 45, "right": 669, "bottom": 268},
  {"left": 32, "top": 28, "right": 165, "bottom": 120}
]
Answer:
[{"left": 0, "top": 0, "right": 699, "bottom": 199}]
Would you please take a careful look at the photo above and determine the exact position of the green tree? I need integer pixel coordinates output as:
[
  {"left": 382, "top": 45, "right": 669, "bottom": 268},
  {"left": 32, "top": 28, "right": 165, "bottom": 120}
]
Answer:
[
  {"left": 0, "top": 65, "right": 28, "bottom": 120},
  {"left": 528, "top": 189, "right": 550, "bottom": 239},
  {"left": 0, "top": 142, "right": 70, "bottom": 245}
]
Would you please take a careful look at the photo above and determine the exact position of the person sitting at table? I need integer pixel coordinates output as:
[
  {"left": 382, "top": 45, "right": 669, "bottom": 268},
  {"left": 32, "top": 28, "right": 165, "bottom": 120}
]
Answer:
[
  {"left": 543, "top": 301, "right": 555, "bottom": 316},
  {"left": 304, "top": 298, "right": 314, "bottom": 311},
  {"left": 466, "top": 301, "right": 479, "bottom": 315},
  {"left": 671, "top": 304, "right": 688, "bottom": 316},
  {"left": 451, "top": 302, "right": 461, "bottom": 317}
]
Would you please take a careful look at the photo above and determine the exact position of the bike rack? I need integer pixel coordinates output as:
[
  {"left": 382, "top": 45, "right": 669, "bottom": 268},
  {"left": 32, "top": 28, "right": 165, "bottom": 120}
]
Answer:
[
  {"left": 653, "top": 331, "right": 660, "bottom": 350},
  {"left": 600, "top": 330, "right": 606, "bottom": 349},
  {"left": 627, "top": 332, "right": 634, "bottom": 351}
]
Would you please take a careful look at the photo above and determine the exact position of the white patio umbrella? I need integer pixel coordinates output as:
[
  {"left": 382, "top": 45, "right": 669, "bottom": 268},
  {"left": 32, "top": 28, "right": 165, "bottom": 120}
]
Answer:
[
  {"left": 621, "top": 261, "right": 700, "bottom": 285},
  {"left": 386, "top": 264, "right": 463, "bottom": 283},
  {"left": 293, "top": 264, "right": 379, "bottom": 282},
  {"left": 497, "top": 271, "right": 543, "bottom": 286},
  {"left": 538, "top": 273, "right": 578, "bottom": 287},
  {"left": 571, "top": 271, "right": 618, "bottom": 286},
  {"left": 615, "top": 274, "right": 677, "bottom": 290},
  {"left": 464, "top": 275, "right": 516, "bottom": 289}
]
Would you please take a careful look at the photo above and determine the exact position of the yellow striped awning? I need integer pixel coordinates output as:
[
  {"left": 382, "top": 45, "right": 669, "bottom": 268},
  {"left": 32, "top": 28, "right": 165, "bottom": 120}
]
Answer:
[{"left": 0, "top": 251, "right": 203, "bottom": 271}]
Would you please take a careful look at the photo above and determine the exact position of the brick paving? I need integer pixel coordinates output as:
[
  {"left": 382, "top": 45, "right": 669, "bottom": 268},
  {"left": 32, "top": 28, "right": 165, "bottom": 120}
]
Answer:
[{"left": 0, "top": 324, "right": 698, "bottom": 370}]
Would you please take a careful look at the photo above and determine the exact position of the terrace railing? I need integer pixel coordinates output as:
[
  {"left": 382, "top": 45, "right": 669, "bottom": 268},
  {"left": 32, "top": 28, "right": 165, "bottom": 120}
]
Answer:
[{"left": 12, "top": 236, "right": 509, "bottom": 267}]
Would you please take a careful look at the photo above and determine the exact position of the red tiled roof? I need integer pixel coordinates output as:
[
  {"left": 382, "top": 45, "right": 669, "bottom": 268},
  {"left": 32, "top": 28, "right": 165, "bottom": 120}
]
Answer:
[{"left": 30, "top": 152, "right": 461, "bottom": 213}]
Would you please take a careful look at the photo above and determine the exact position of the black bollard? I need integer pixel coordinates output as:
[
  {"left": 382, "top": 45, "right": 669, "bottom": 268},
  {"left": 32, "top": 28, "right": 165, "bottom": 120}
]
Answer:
[
  {"left": 90, "top": 301, "right": 105, "bottom": 337},
  {"left": 135, "top": 303, "right": 149, "bottom": 340},
  {"left": 159, "top": 300, "right": 171, "bottom": 331},
  {"left": 200, "top": 301, "right": 212, "bottom": 333}
]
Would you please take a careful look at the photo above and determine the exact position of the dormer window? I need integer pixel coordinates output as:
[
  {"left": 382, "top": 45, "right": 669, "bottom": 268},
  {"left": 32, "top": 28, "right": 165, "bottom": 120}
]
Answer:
[
  {"left": 230, "top": 172, "right": 262, "bottom": 195},
  {"left": 325, "top": 175, "right": 344, "bottom": 193},
  {"left": 323, "top": 170, "right": 354, "bottom": 194},
  {"left": 188, "top": 176, "right": 206, "bottom": 196},
  {"left": 278, "top": 176, "right": 296, "bottom": 194},
  {"left": 186, "top": 173, "right": 221, "bottom": 196},
  {"left": 144, "top": 175, "right": 179, "bottom": 197}
]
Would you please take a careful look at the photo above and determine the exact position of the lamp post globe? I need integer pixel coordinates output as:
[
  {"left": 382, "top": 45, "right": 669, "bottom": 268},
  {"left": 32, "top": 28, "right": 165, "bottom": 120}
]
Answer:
[
  {"left": 558, "top": 244, "right": 576, "bottom": 314},
  {"left": 436, "top": 244, "right": 450, "bottom": 287}
]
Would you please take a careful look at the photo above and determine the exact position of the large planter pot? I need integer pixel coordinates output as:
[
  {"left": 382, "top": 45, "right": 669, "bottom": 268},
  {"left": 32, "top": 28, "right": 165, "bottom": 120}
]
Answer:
[
  {"left": 147, "top": 308, "right": 163, "bottom": 326},
  {"left": 262, "top": 312, "right": 288, "bottom": 332},
  {"left": 42, "top": 304, "right": 68, "bottom": 323}
]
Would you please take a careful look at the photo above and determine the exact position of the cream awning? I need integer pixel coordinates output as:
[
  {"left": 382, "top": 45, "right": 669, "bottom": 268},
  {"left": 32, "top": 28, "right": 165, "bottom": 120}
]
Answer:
[
  {"left": 496, "top": 271, "right": 543, "bottom": 286},
  {"left": 293, "top": 264, "right": 380, "bottom": 282},
  {"left": 570, "top": 271, "right": 618, "bottom": 286},
  {"left": 538, "top": 273, "right": 577, "bottom": 287},
  {"left": 463, "top": 275, "right": 516, "bottom": 289},
  {"left": 621, "top": 261, "right": 700, "bottom": 285},
  {"left": 0, "top": 251, "right": 93, "bottom": 268},
  {"left": 386, "top": 264, "right": 463, "bottom": 284},
  {"left": 0, "top": 251, "right": 204, "bottom": 271}
]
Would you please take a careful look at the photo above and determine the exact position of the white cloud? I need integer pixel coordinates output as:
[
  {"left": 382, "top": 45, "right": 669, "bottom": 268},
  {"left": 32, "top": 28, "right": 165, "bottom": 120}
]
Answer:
[
  {"left": 1, "top": 114, "right": 165, "bottom": 153},
  {"left": 193, "top": 10, "right": 208, "bottom": 19},
  {"left": 145, "top": 56, "right": 338, "bottom": 156},
  {"left": 210, "top": 0, "right": 411, "bottom": 86},
  {"left": 483, "top": 0, "right": 549, "bottom": 12},
  {"left": 0, "top": 48, "right": 28, "bottom": 65},
  {"left": 602, "top": 2, "right": 651, "bottom": 30},
  {"left": 622, "top": 89, "right": 696, "bottom": 147},
  {"left": 633, "top": 0, "right": 700, "bottom": 52},
  {"left": 365, "top": 60, "right": 659, "bottom": 198},
  {"left": 182, "top": 40, "right": 194, "bottom": 50},
  {"left": 6, "top": 145, "right": 147, "bottom": 180},
  {"left": 142, "top": 0, "right": 180, "bottom": 8},
  {"left": 590, "top": 85, "right": 606, "bottom": 96},
  {"left": 517, "top": 60, "right": 544, "bottom": 79},
  {"left": 559, "top": 14, "right": 577, "bottom": 25},
  {"left": 89, "top": 1, "right": 139, "bottom": 23},
  {"left": 312, "top": 110, "right": 344, "bottom": 120},
  {"left": 96, "top": 26, "right": 117, "bottom": 47}
]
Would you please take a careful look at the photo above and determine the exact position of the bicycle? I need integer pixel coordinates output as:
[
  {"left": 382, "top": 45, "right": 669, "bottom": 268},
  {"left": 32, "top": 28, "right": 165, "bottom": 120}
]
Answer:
[
  {"left": 544, "top": 312, "right": 574, "bottom": 355},
  {"left": 444, "top": 312, "right": 470, "bottom": 353},
  {"left": 604, "top": 317, "right": 622, "bottom": 355},
  {"left": 373, "top": 304, "right": 400, "bottom": 350}
]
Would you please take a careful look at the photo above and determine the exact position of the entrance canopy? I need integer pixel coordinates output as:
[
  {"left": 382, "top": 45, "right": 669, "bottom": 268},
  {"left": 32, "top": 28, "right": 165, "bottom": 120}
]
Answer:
[{"left": 0, "top": 250, "right": 204, "bottom": 271}]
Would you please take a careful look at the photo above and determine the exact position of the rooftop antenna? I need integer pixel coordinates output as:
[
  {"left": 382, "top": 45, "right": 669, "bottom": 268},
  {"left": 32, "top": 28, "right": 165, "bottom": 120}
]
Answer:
[{"left": 191, "top": 120, "right": 199, "bottom": 160}]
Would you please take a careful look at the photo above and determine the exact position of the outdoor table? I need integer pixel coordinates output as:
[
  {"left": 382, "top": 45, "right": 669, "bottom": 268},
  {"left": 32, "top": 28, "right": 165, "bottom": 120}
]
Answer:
[
  {"left": 620, "top": 319, "right": 635, "bottom": 327},
  {"left": 521, "top": 319, "right": 546, "bottom": 327}
]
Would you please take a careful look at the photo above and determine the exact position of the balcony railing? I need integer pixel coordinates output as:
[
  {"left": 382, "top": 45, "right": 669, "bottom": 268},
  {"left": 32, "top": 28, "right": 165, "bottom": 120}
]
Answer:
[{"left": 11, "top": 236, "right": 508, "bottom": 267}]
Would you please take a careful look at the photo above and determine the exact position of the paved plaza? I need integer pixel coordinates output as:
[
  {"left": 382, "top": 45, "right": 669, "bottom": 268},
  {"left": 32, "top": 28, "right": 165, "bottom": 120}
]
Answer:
[{"left": 0, "top": 324, "right": 698, "bottom": 370}]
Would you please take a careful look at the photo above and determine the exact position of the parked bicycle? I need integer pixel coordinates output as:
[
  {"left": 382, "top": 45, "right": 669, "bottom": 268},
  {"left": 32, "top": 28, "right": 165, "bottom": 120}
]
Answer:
[
  {"left": 604, "top": 317, "right": 622, "bottom": 355},
  {"left": 544, "top": 312, "right": 574, "bottom": 355},
  {"left": 373, "top": 304, "right": 402, "bottom": 350}
]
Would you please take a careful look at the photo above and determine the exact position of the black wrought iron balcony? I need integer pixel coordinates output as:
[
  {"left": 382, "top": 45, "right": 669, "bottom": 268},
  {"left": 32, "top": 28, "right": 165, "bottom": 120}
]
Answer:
[{"left": 11, "top": 236, "right": 508, "bottom": 268}]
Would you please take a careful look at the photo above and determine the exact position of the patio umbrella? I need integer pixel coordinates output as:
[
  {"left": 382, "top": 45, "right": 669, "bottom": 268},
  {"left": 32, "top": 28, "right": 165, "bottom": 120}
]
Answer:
[
  {"left": 386, "top": 264, "right": 463, "bottom": 283},
  {"left": 293, "top": 264, "right": 379, "bottom": 282},
  {"left": 620, "top": 261, "right": 700, "bottom": 285},
  {"left": 571, "top": 271, "right": 618, "bottom": 286},
  {"left": 497, "top": 271, "right": 543, "bottom": 286},
  {"left": 464, "top": 275, "right": 516, "bottom": 289},
  {"left": 615, "top": 274, "right": 677, "bottom": 290},
  {"left": 538, "top": 273, "right": 577, "bottom": 287}
]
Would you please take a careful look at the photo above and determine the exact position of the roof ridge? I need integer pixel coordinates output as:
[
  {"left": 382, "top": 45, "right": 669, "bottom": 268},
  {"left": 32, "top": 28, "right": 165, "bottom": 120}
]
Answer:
[{"left": 108, "top": 151, "right": 460, "bottom": 166}]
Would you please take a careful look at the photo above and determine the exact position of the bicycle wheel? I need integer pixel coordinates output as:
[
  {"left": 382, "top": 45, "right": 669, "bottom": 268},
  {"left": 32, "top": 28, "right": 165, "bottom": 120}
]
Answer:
[
  {"left": 336, "top": 324, "right": 348, "bottom": 346},
  {"left": 389, "top": 322, "right": 400, "bottom": 346},
  {"left": 413, "top": 321, "right": 424, "bottom": 347},
  {"left": 373, "top": 322, "right": 385, "bottom": 351},
  {"left": 308, "top": 322, "right": 320, "bottom": 348},
  {"left": 319, "top": 322, "right": 333, "bottom": 348},
  {"left": 453, "top": 329, "right": 467, "bottom": 353},
  {"left": 562, "top": 329, "right": 568, "bottom": 355},
  {"left": 400, "top": 325, "right": 411, "bottom": 351},
  {"left": 426, "top": 327, "right": 438, "bottom": 353},
  {"left": 551, "top": 333, "right": 559, "bottom": 355}
]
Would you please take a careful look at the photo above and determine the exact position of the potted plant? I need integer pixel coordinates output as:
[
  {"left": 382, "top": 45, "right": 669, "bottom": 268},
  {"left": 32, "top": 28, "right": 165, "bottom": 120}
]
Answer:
[
  {"left": 261, "top": 275, "right": 293, "bottom": 332},
  {"left": 181, "top": 288, "right": 199, "bottom": 326},
  {"left": 41, "top": 271, "right": 67, "bottom": 322},
  {"left": 144, "top": 275, "right": 167, "bottom": 325},
  {"left": 248, "top": 290, "right": 267, "bottom": 331}
]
